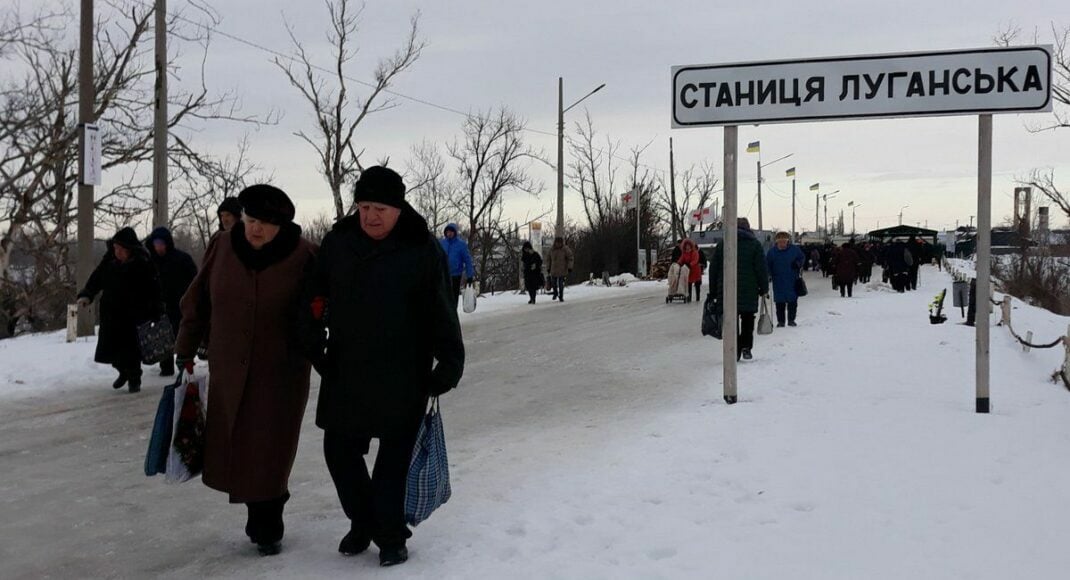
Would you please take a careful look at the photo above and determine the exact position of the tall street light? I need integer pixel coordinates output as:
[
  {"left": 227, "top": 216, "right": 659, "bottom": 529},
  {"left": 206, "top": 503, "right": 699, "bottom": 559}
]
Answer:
[
  {"left": 848, "top": 201, "right": 862, "bottom": 236},
  {"left": 899, "top": 205, "right": 910, "bottom": 225},
  {"left": 557, "top": 78, "right": 606, "bottom": 235},
  {"left": 823, "top": 190, "right": 840, "bottom": 237},
  {"left": 745, "top": 141, "right": 792, "bottom": 231}
]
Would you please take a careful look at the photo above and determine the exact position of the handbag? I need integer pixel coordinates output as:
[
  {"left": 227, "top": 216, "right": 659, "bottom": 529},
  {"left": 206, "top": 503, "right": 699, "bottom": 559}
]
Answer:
[
  {"left": 405, "top": 398, "right": 451, "bottom": 526},
  {"left": 701, "top": 295, "right": 723, "bottom": 339},
  {"left": 794, "top": 274, "right": 808, "bottom": 297},
  {"left": 136, "top": 314, "right": 175, "bottom": 365},
  {"left": 757, "top": 296, "right": 774, "bottom": 335},
  {"left": 144, "top": 379, "right": 177, "bottom": 476},
  {"left": 165, "top": 372, "right": 208, "bottom": 484},
  {"left": 462, "top": 285, "right": 477, "bottom": 313}
]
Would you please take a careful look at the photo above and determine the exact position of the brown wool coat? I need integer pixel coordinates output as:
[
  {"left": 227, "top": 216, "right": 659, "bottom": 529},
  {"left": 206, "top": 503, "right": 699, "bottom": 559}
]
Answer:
[{"left": 175, "top": 230, "right": 316, "bottom": 503}]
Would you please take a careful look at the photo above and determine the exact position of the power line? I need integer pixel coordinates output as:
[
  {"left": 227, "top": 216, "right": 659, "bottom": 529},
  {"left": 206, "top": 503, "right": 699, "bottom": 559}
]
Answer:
[{"left": 105, "top": 0, "right": 671, "bottom": 178}]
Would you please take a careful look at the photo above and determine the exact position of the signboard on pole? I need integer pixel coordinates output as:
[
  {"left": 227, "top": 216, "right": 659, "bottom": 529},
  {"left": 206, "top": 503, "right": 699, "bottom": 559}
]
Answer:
[
  {"left": 79, "top": 123, "right": 102, "bottom": 186},
  {"left": 530, "top": 221, "right": 543, "bottom": 256},
  {"left": 672, "top": 46, "right": 1052, "bottom": 127}
]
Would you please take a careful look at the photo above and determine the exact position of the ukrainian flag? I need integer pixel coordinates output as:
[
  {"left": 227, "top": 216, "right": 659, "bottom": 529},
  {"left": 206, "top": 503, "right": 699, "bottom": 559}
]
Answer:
[
  {"left": 746, "top": 141, "right": 760, "bottom": 153},
  {"left": 785, "top": 167, "right": 796, "bottom": 177},
  {"left": 809, "top": 183, "right": 819, "bottom": 191}
]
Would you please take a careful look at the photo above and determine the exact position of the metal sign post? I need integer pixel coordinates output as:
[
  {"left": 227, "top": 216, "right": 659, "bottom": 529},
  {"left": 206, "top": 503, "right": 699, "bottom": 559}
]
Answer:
[
  {"left": 723, "top": 127, "right": 738, "bottom": 404},
  {"left": 976, "top": 114, "right": 992, "bottom": 413}
]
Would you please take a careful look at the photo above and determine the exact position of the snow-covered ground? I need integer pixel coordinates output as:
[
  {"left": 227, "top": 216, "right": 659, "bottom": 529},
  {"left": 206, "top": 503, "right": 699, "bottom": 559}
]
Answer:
[{"left": 2, "top": 266, "right": 1070, "bottom": 579}]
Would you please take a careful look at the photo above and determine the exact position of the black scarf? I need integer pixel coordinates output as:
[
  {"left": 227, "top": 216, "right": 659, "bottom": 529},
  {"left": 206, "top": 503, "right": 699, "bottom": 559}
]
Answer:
[{"left": 231, "top": 221, "right": 303, "bottom": 272}]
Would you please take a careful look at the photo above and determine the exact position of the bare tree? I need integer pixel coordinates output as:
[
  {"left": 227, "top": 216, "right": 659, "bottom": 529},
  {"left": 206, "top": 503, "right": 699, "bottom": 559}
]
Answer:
[
  {"left": 275, "top": 0, "right": 423, "bottom": 219},
  {"left": 657, "top": 161, "right": 719, "bottom": 239},
  {"left": 447, "top": 107, "right": 542, "bottom": 282},
  {"left": 567, "top": 111, "right": 622, "bottom": 231},
  {"left": 1022, "top": 169, "right": 1070, "bottom": 220},
  {"left": 405, "top": 140, "right": 454, "bottom": 234}
]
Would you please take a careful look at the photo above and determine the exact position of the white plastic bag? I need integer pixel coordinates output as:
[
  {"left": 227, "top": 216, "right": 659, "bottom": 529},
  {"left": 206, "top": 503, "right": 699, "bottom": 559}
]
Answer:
[
  {"left": 462, "top": 284, "right": 477, "bottom": 313},
  {"left": 165, "top": 372, "right": 209, "bottom": 484},
  {"left": 757, "top": 296, "right": 774, "bottom": 335}
]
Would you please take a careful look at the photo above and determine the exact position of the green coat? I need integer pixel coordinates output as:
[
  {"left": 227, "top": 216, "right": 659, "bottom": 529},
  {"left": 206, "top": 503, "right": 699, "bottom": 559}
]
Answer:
[{"left": 708, "top": 228, "right": 769, "bottom": 314}]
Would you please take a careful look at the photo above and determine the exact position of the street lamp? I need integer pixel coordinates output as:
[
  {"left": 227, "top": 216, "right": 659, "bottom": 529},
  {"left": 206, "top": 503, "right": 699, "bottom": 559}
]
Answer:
[
  {"left": 745, "top": 141, "right": 793, "bottom": 231},
  {"left": 557, "top": 78, "right": 606, "bottom": 235},
  {"left": 823, "top": 190, "right": 840, "bottom": 237},
  {"left": 848, "top": 201, "right": 862, "bottom": 236},
  {"left": 899, "top": 205, "right": 910, "bottom": 225}
]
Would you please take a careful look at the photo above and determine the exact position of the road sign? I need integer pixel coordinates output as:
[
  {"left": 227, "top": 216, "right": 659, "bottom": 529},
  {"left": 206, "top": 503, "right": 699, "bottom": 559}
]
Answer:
[
  {"left": 672, "top": 46, "right": 1052, "bottom": 127},
  {"left": 79, "top": 123, "right": 101, "bottom": 186}
]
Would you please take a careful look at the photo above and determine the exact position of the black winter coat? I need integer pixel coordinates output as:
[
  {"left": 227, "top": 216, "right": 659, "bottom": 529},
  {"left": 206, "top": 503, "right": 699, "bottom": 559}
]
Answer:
[
  {"left": 78, "top": 249, "right": 162, "bottom": 368},
  {"left": 522, "top": 250, "right": 544, "bottom": 290},
  {"left": 145, "top": 227, "right": 198, "bottom": 329},
  {"left": 304, "top": 205, "right": 465, "bottom": 438},
  {"left": 709, "top": 228, "right": 769, "bottom": 314}
]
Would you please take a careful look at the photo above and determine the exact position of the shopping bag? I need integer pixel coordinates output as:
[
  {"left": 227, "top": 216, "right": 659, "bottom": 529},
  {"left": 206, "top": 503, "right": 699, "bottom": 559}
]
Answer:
[
  {"left": 701, "top": 295, "right": 723, "bottom": 339},
  {"left": 165, "top": 372, "right": 209, "bottom": 484},
  {"left": 136, "top": 315, "right": 174, "bottom": 365},
  {"left": 405, "top": 398, "right": 451, "bottom": 526},
  {"left": 757, "top": 296, "right": 774, "bottom": 335},
  {"left": 462, "top": 285, "right": 477, "bottom": 314},
  {"left": 794, "top": 275, "right": 808, "bottom": 297},
  {"left": 144, "top": 380, "right": 177, "bottom": 476}
]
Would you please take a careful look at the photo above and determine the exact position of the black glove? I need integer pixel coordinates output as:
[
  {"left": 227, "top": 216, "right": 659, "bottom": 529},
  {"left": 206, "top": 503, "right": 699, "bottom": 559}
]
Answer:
[
  {"left": 175, "top": 355, "right": 195, "bottom": 374},
  {"left": 430, "top": 378, "right": 454, "bottom": 397}
]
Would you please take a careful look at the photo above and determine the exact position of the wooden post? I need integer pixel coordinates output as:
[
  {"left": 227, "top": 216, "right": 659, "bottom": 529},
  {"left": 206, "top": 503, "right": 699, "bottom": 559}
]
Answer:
[
  {"left": 1023, "top": 331, "right": 1032, "bottom": 353},
  {"left": 76, "top": 0, "right": 96, "bottom": 337},
  {"left": 1062, "top": 325, "right": 1070, "bottom": 385},
  {"left": 152, "top": 0, "right": 169, "bottom": 228},
  {"left": 976, "top": 114, "right": 992, "bottom": 414},
  {"left": 723, "top": 126, "right": 738, "bottom": 404},
  {"left": 1000, "top": 298, "right": 1011, "bottom": 327}
]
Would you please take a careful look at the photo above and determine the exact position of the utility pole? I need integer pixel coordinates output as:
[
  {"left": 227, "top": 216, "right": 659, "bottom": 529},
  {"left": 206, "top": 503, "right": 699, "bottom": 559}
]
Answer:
[
  {"left": 556, "top": 77, "right": 564, "bottom": 235},
  {"left": 669, "top": 138, "right": 678, "bottom": 241},
  {"left": 756, "top": 158, "right": 763, "bottom": 231},
  {"left": 790, "top": 173, "right": 796, "bottom": 240},
  {"left": 76, "top": 0, "right": 95, "bottom": 337},
  {"left": 815, "top": 194, "right": 819, "bottom": 235},
  {"left": 152, "top": 0, "right": 168, "bottom": 228}
]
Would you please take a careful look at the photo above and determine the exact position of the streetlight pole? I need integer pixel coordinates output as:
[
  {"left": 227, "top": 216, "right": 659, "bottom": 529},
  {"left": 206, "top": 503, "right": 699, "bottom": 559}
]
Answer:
[
  {"left": 556, "top": 78, "right": 605, "bottom": 236},
  {"left": 899, "top": 205, "right": 910, "bottom": 225},
  {"left": 823, "top": 191, "right": 839, "bottom": 238},
  {"left": 848, "top": 201, "right": 862, "bottom": 236}
]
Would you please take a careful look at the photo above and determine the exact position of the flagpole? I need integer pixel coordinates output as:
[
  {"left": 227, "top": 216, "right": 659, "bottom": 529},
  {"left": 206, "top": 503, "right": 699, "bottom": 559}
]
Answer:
[
  {"left": 636, "top": 187, "right": 641, "bottom": 277},
  {"left": 791, "top": 176, "right": 796, "bottom": 241}
]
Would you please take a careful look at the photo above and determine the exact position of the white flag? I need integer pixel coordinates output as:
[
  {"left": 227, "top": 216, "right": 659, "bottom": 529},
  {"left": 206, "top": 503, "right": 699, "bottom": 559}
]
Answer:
[{"left": 621, "top": 187, "right": 639, "bottom": 209}]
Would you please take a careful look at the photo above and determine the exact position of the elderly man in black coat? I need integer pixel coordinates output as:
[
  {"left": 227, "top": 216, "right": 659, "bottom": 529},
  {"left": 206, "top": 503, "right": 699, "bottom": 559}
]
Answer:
[
  {"left": 145, "top": 227, "right": 198, "bottom": 375},
  {"left": 303, "top": 166, "right": 464, "bottom": 568}
]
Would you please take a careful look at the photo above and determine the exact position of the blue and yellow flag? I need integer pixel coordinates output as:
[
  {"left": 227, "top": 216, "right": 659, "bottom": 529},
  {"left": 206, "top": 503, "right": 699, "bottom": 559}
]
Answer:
[
  {"left": 746, "top": 141, "right": 760, "bottom": 153},
  {"left": 809, "top": 183, "right": 819, "bottom": 191},
  {"left": 785, "top": 167, "right": 796, "bottom": 177}
]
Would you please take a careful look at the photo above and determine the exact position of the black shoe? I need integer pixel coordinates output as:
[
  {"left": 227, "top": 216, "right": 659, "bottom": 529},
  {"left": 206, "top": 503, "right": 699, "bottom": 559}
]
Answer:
[
  {"left": 339, "top": 531, "right": 371, "bottom": 556},
  {"left": 742, "top": 348, "right": 753, "bottom": 360},
  {"left": 379, "top": 545, "right": 408, "bottom": 567},
  {"left": 257, "top": 541, "right": 282, "bottom": 557},
  {"left": 528, "top": 300, "right": 535, "bottom": 304},
  {"left": 112, "top": 374, "right": 127, "bottom": 390},
  {"left": 776, "top": 322, "right": 785, "bottom": 328},
  {"left": 788, "top": 321, "right": 797, "bottom": 327},
  {"left": 127, "top": 378, "right": 141, "bottom": 394}
]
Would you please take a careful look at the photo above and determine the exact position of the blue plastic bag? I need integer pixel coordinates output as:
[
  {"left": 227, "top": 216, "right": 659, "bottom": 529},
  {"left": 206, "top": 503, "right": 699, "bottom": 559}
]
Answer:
[
  {"left": 144, "top": 381, "right": 177, "bottom": 476},
  {"left": 405, "top": 398, "right": 451, "bottom": 526}
]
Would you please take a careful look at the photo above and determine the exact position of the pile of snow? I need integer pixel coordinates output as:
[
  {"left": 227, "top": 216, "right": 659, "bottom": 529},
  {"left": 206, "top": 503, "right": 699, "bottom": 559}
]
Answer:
[{"left": 459, "top": 280, "right": 659, "bottom": 321}]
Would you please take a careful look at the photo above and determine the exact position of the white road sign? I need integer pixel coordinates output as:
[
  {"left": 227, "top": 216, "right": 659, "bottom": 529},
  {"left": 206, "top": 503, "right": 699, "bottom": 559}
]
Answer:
[{"left": 672, "top": 46, "right": 1052, "bottom": 127}]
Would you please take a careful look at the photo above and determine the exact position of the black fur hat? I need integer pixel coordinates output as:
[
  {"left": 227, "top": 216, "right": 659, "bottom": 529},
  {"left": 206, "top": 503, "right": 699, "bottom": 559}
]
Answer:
[
  {"left": 238, "top": 184, "right": 295, "bottom": 225},
  {"left": 353, "top": 166, "right": 406, "bottom": 209}
]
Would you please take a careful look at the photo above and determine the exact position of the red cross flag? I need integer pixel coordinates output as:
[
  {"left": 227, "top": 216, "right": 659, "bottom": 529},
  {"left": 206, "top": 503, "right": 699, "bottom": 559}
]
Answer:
[
  {"left": 690, "top": 209, "right": 703, "bottom": 225},
  {"left": 621, "top": 187, "right": 639, "bottom": 209}
]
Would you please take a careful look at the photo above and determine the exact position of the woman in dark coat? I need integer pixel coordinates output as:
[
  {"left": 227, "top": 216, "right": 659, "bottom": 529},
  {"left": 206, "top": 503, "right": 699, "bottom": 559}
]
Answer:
[
  {"left": 174, "top": 185, "right": 316, "bottom": 557},
  {"left": 77, "top": 227, "right": 161, "bottom": 393},
  {"left": 521, "top": 241, "right": 544, "bottom": 304},
  {"left": 144, "top": 227, "right": 198, "bottom": 376},
  {"left": 709, "top": 218, "right": 769, "bottom": 361},
  {"left": 833, "top": 242, "right": 861, "bottom": 298}
]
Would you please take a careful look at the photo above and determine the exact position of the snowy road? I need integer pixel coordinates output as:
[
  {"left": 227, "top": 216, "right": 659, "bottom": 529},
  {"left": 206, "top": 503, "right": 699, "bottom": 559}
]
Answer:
[{"left": 2, "top": 267, "right": 1070, "bottom": 579}]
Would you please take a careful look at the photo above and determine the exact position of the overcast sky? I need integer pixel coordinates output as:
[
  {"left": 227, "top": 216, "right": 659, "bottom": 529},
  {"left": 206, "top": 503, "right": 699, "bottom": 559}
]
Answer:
[{"left": 132, "top": 0, "right": 1070, "bottom": 233}]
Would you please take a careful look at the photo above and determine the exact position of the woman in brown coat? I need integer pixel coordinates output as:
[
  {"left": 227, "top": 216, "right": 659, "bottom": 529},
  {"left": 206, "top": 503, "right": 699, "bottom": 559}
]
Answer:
[{"left": 174, "top": 185, "right": 316, "bottom": 557}]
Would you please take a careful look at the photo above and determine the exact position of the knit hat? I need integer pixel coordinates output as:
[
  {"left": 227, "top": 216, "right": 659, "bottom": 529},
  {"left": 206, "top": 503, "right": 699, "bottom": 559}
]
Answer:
[
  {"left": 217, "top": 196, "right": 243, "bottom": 218},
  {"left": 238, "top": 184, "right": 295, "bottom": 225},
  {"left": 738, "top": 217, "right": 752, "bottom": 230},
  {"left": 353, "top": 166, "right": 406, "bottom": 209},
  {"left": 109, "top": 227, "right": 141, "bottom": 250}
]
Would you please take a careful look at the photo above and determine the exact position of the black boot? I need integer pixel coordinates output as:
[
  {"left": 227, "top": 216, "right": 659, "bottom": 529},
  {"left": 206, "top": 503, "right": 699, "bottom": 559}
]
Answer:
[
  {"left": 257, "top": 542, "right": 282, "bottom": 557},
  {"left": 112, "top": 373, "right": 127, "bottom": 390},
  {"left": 379, "top": 544, "right": 409, "bottom": 567},
  {"left": 742, "top": 348, "right": 753, "bottom": 360},
  {"left": 127, "top": 376, "right": 141, "bottom": 394},
  {"left": 339, "top": 530, "right": 371, "bottom": 556}
]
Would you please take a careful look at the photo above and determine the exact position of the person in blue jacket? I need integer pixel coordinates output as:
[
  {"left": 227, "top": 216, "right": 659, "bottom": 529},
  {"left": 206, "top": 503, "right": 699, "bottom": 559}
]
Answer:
[
  {"left": 440, "top": 223, "right": 475, "bottom": 307},
  {"left": 765, "top": 231, "right": 806, "bottom": 327}
]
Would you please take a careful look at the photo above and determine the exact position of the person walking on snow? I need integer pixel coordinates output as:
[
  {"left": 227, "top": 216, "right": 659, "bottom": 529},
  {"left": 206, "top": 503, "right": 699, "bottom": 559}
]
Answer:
[
  {"left": 174, "top": 185, "right": 317, "bottom": 557},
  {"left": 546, "top": 236, "right": 574, "bottom": 302},
  {"left": 302, "top": 166, "right": 465, "bottom": 568},
  {"left": 833, "top": 241, "right": 861, "bottom": 298},
  {"left": 440, "top": 223, "right": 475, "bottom": 307},
  {"left": 765, "top": 231, "right": 805, "bottom": 327},
  {"left": 709, "top": 218, "right": 769, "bottom": 361},
  {"left": 521, "top": 241, "right": 544, "bottom": 304},
  {"left": 77, "top": 227, "right": 162, "bottom": 393},
  {"left": 678, "top": 239, "right": 703, "bottom": 302},
  {"left": 144, "top": 227, "right": 197, "bottom": 376}
]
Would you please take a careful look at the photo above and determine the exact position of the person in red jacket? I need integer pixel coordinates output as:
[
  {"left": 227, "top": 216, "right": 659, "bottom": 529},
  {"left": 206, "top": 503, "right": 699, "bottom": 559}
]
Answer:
[{"left": 678, "top": 239, "right": 703, "bottom": 302}]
